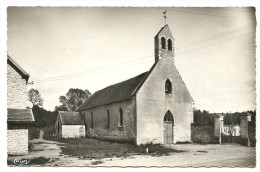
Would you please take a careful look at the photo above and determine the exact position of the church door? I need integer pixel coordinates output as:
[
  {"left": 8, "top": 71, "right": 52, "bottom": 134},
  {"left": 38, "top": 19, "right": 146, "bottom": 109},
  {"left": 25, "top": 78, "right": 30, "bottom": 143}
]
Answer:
[{"left": 163, "top": 110, "right": 174, "bottom": 144}]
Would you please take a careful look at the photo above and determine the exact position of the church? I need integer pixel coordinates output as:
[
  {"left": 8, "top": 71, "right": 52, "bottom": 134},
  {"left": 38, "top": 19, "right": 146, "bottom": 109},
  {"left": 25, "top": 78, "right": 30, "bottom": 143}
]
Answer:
[{"left": 77, "top": 24, "right": 193, "bottom": 145}]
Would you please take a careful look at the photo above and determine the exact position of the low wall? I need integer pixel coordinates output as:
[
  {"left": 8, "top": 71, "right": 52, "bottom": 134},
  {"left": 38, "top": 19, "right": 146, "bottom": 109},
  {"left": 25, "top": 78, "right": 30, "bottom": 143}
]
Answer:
[
  {"left": 221, "top": 135, "right": 241, "bottom": 144},
  {"left": 191, "top": 123, "right": 215, "bottom": 143}
]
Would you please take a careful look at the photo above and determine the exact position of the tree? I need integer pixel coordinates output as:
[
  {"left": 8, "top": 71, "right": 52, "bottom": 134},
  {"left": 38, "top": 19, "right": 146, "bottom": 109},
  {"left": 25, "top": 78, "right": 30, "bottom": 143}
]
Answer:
[
  {"left": 32, "top": 105, "right": 57, "bottom": 127},
  {"left": 28, "top": 88, "right": 43, "bottom": 106},
  {"left": 56, "top": 88, "right": 91, "bottom": 111}
]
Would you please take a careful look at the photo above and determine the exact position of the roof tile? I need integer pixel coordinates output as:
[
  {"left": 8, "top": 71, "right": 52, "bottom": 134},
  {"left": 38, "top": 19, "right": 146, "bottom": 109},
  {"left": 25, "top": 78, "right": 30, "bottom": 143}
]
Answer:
[
  {"left": 77, "top": 72, "right": 148, "bottom": 111},
  {"left": 8, "top": 108, "right": 34, "bottom": 122}
]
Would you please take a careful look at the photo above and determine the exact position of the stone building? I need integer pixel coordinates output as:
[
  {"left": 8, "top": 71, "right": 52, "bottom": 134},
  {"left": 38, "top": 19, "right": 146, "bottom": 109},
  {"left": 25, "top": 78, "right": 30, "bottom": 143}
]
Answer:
[
  {"left": 55, "top": 111, "right": 85, "bottom": 138},
  {"left": 77, "top": 25, "right": 193, "bottom": 145},
  {"left": 7, "top": 55, "right": 35, "bottom": 155}
]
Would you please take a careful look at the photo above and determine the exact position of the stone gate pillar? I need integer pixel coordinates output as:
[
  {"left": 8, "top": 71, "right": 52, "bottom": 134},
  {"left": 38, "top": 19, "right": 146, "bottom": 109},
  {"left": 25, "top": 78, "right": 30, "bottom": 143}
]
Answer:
[
  {"left": 214, "top": 114, "right": 224, "bottom": 144},
  {"left": 240, "top": 113, "right": 251, "bottom": 146}
]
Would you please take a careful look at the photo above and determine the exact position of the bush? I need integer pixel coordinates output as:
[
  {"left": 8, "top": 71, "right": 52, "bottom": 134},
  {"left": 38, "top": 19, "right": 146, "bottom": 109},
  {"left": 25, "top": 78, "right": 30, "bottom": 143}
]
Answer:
[
  {"left": 42, "top": 126, "right": 55, "bottom": 140},
  {"left": 28, "top": 127, "right": 41, "bottom": 140}
]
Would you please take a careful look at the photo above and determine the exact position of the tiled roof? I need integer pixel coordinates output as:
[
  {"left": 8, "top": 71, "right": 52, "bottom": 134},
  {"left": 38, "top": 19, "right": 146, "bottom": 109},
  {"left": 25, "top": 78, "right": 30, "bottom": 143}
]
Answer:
[
  {"left": 7, "top": 108, "right": 34, "bottom": 122},
  {"left": 77, "top": 71, "right": 152, "bottom": 111},
  {"left": 59, "top": 111, "right": 84, "bottom": 125}
]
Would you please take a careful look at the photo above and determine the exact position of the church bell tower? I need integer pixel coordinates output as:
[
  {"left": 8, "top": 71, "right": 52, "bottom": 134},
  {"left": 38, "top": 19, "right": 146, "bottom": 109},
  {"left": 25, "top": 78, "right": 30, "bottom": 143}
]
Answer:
[{"left": 154, "top": 24, "right": 175, "bottom": 63}]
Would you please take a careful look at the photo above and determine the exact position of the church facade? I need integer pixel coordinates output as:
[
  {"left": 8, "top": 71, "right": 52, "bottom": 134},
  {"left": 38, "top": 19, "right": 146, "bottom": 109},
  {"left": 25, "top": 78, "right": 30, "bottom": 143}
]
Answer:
[{"left": 77, "top": 25, "right": 193, "bottom": 145}]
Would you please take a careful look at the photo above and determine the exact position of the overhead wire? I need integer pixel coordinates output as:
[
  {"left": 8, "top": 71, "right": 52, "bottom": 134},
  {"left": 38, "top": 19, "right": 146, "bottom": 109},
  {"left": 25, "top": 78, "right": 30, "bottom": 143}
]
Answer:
[
  {"left": 176, "top": 32, "right": 254, "bottom": 56},
  {"left": 34, "top": 59, "right": 153, "bottom": 83},
  {"left": 33, "top": 55, "right": 153, "bottom": 83},
  {"left": 175, "top": 25, "right": 254, "bottom": 50},
  {"left": 33, "top": 26, "right": 254, "bottom": 84},
  {"left": 154, "top": 7, "right": 255, "bottom": 19}
]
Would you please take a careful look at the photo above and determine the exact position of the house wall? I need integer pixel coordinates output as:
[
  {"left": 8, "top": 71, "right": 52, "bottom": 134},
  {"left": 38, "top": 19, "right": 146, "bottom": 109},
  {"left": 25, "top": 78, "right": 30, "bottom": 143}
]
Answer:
[
  {"left": 136, "top": 54, "right": 193, "bottom": 145},
  {"left": 7, "top": 64, "right": 27, "bottom": 109},
  {"left": 80, "top": 99, "right": 136, "bottom": 143},
  {"left": 62, "top": 125, "right": 85, "bottom": 138},
  {"left": 7, "top": 129, "right": 28, "bottom": 155}
]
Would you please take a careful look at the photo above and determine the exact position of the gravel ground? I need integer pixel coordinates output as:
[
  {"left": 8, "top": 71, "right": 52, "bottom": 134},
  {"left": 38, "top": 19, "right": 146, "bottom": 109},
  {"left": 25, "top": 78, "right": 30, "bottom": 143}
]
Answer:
[{"left": 7, "top": 139, "right": 256, "bottom": 167}]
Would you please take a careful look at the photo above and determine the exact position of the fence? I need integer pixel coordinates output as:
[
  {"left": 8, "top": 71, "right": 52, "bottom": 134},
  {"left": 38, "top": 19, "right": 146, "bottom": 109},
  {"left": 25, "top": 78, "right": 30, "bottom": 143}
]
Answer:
[{"left": 222, "top": 125, "right": 241, "bottom": 136}]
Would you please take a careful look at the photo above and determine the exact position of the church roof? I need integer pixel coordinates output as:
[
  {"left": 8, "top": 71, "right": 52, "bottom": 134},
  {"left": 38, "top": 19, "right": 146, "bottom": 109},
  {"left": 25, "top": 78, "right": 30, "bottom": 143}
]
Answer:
[
  {"left": 7, "top": 108, "right": 35, "bottom": 123},
  {"left": 77, "top": 66, "right": 157, "bottom": 111},
  {"left": 7, "top": 55, "right": 30, "bottom": 83},
  {"left": 155, "top": 24, "right": 168, "bottom": 37},
  {"left": 59, "top": 111, "right": 84, "bottom": 125},
  {"left": 154, "top": 24, "right": 174, "bottom": 39}
]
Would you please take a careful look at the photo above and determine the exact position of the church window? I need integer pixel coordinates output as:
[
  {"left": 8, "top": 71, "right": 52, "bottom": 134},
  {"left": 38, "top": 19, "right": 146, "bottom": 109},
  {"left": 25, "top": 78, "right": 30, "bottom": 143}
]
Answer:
[
  {"left": 118, "top": 108, "right": 123, "bottom": 127},
  {"left": 107, "top": 109, "right": 110, "bottom": 129},
  {"left": 161, "top": 37, "right": 166, "bottom": 49},
  {"left": 165, "top": 79, "right": 172, "bottom": 94},
  {"left": 164, "top": 110, "right": 174, "bottom": 122},
  {"left": 168, "top": 39, "right": 172, "bottom": 51},
  {"left": 91, "top": 111, "right": 94, "bottom": 128}
]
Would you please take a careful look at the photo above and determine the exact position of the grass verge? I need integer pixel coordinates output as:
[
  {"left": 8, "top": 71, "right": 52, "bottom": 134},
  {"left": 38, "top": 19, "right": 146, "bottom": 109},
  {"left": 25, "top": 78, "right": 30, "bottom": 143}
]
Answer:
[{"left": 58, "top": 138, "right": 185, "bottom": 159}]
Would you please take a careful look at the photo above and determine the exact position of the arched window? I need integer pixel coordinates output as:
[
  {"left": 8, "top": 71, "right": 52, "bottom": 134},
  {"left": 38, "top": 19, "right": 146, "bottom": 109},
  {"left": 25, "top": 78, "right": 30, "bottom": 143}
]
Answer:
[
  {"left": 161, "top": 37, "right": 166, "bottom": 49},
  {"left": 118, "top": 108, "right": 123, "bottom": 127},
  {"left": 164, "top": 110, "right": 174, "bottom": 122},
  {"left": 167, "top": 39, "right": 172, "bottom": 51},
  {"left": 165, "top": 79, "right": 172, "bottom": 94},
  {"left": 106, "top": 109, "right": 110, "bottom": 129},
  {"left": 91, "top": 111, "right": 94, "bottom": 128}
]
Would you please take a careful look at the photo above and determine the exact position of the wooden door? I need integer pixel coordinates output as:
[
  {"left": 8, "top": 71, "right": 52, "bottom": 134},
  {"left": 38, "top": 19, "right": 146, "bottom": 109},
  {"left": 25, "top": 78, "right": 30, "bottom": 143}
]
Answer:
[{"left": 164, "top": 121, "right": 173, "bottom": 144}]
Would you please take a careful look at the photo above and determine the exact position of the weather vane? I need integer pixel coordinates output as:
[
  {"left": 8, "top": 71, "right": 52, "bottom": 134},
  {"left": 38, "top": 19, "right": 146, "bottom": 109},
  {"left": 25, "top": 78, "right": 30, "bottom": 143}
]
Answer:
[{"left": 163, "top": 10, "right": 167, "bottom": 24}]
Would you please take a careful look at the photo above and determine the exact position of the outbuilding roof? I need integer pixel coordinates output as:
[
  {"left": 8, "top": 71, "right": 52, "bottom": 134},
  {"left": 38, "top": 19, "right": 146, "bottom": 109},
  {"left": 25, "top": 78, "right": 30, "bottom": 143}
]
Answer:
[
  {"left": 7, "top": 55, "right": 30, "bottom": 83},
  {"left": 7, "top": 108, "right": 35, "bottom": 122},
  {"left": 59, "top": 111, "right": 84, "bottom": 125}
]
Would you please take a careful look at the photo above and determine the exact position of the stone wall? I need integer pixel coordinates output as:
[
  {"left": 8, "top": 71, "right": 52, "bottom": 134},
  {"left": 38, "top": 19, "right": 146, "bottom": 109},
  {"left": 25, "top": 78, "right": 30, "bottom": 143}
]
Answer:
[
  {"left": 80, "top": 99, "right": 136, "bottom": 143},
  {"left": 62, "top": 125, "right": 85, "bottom": 138},
  {"left": 248, "top": 121, "right": 256, "bottom": 147},
  {"left": 191, "top": 124, "right": 215, "bottom": 143},
  {"left": 7, "top": 64, "right": 27, "bottom": 109},
  {"left": 7, "top": 129, "right": 28, "bottom": 155},
  {"left": 136, "top": 54, "right": 193, "bottom": 145}
]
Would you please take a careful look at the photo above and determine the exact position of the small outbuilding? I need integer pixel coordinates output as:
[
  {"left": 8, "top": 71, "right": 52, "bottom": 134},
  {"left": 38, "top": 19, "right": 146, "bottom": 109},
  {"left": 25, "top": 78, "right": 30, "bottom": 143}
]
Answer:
[{"left": 55, "top": 111, "right": 85, "bottom": 138}]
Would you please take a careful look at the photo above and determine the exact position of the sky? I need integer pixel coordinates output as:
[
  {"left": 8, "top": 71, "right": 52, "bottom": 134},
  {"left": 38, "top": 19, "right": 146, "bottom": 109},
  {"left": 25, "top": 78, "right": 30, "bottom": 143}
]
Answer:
[{"left": 7, "top": 7, "right": 256, "bottom": 113}]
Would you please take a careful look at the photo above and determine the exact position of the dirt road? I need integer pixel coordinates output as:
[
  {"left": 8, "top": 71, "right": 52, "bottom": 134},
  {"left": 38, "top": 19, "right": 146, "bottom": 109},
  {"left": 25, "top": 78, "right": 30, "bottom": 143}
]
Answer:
[
  {"left": 7, "top": 139, "right": 255, "bottom": 167},
  {"left": 99, "top": 144, "right": 255, "bottom": 167}
]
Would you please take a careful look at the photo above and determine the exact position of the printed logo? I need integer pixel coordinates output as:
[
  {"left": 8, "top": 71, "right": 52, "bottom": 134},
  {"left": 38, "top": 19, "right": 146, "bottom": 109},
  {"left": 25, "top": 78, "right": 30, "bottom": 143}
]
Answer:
[{"left": 13, "top": 158, "right": 30, "bottom": 165}]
